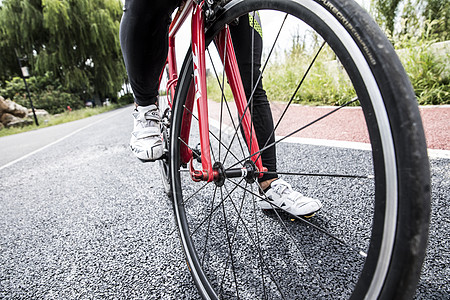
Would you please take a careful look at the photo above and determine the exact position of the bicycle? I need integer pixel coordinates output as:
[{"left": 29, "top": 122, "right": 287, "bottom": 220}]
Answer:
[{"left": 156, "top": 0, "right": 431, "bottom": 299}]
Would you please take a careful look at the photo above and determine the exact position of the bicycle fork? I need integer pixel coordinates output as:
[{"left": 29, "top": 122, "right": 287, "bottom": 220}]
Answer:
[{"left": 182, "top": 4, "right": 265, "bottom": 184}]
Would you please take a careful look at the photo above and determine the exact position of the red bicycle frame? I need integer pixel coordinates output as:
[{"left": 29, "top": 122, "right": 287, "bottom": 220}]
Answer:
[{"left": 163, "top": 0, "right": 264, "bottom": 182}]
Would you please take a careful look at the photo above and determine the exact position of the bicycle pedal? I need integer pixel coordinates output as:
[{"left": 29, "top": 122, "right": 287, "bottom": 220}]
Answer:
[
  {"left": 138, "top": 153, "right": 167, "bottom": 163},
  {"left": 301, "top": 213, "right": 316, "bottom": 219},
  {"left": 138, "top": 158, "right": 157, "bottom": 163},
  {"left": 192, "top": 144, "right": 202, "bottom": 163},
  {"left": 138, "top": 157, "right": 160, "bottom": 163}
]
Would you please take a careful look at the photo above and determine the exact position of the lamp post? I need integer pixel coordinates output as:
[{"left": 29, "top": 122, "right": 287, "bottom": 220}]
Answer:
[{"left": 15, "top": 49, "right": 39, "bottom": 126}]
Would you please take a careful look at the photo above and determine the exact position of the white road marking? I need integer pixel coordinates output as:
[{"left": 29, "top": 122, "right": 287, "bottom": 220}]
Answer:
[{"left": 0, "top": 109, "right": 125, "bottom": 171}]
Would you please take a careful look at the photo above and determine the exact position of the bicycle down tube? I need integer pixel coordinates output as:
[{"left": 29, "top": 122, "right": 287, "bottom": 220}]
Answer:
[{"left": 167, "top": 1, "right": 264, "bottom": 182}]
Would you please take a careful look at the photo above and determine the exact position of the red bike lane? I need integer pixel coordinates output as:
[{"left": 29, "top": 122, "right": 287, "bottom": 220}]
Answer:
[{"left": 208, "top": 101, "right": 449, "bottom": 151}]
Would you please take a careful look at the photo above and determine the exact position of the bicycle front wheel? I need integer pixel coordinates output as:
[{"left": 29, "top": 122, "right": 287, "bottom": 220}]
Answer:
[{"left": 170, "top": 0, "right": 430, "bottom": 299}]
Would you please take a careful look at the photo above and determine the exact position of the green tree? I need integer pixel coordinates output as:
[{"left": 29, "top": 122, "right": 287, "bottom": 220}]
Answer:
[
  {"left": 0, "top": 0, "right": 125, "bottom": 100},
  {"left": 0, "top": 0, "right": 44, "bottom": 84},
  {"left": 0, "top": 24, "right": 16, "bottom": 84}
]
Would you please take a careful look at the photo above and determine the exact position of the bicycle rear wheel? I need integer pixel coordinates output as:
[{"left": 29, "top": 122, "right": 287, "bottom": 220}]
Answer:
[
  {"left": 170, "top": 0, "right": 430, "bottom": 299},
  {"left": 158, "top": 67, "right": 173, "bottom": 197}
]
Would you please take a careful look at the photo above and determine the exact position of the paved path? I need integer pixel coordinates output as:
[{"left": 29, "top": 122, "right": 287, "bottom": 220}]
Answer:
[
  {"left": 0, "top": 105, "right": 448, "bottom": 299},
  {"left": 418, "top": 106, "right": 450, "bottom": 150},
  {"left": 0, "top": 108, "right": 127, "bottom": 169},
  {"left": 208, "top": 101, "right": 450, "bottom": 157},
  {"left": 0, "top": 105, "right": 198, "bottom": 298},
  {"left": 1, "top": 103, "right": 448, "bottom": 169}
]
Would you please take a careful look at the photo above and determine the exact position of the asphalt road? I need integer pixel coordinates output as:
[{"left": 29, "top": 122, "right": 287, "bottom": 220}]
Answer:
[{"left": 0, "top": 105, "right": 448, "bottom": 298}]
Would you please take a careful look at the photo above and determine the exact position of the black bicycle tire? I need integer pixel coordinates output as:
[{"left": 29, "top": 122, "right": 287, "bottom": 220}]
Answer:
[
  {"left": 158, "top": 69, "right": 173, "bottom": 198},
  {"left": 170, "top": 0, "right": 430, "bottom": 299}
]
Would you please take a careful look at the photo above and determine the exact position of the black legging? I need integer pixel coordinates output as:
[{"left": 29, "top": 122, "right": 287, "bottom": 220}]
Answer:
[{"left": 120, "top": 0, "right": 277, "bottom": 181}]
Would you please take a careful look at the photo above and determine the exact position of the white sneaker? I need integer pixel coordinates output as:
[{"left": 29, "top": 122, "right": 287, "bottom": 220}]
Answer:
[
  {"left": 259, "top": 179, "right": 323, "bottom": 216},
  {"left": 130, "top": 104, "right": 164, "bottom": 161}
]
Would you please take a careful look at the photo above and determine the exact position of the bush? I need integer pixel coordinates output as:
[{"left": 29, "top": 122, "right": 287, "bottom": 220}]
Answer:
[
  {"left": 1, "top": 77, "right": 27, "bottom": 100},
  {"left": 397, "top": 40, "right": 449, "bottom": 105},
  {"left": 118, "top": 93, "right": 134, "bottom": 106},
  {"left": 11, "top": 90, "right": 83, "bottom": 114},
  {"left": 0, "top": 73, "right": 84, "bottom": 114},
  {"left": 263, "top": 44, "right": 357, "bottom": 106},
  {"left": 34, "top": 90, "right": 83, "bottom": 114}
]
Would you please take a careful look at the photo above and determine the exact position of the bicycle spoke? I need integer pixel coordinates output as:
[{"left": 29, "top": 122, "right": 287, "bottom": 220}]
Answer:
[
  {"left": 178, "top": 134, "right": 214, "bottom": 166},
  {"left": 268, "top": 199, "right": 329, "bottom": 296},
  {"left": 251, "top": 184, "right": 267, "bottom": 299},
  {"left": 219, "top": 187, "right": 240, "bottom": 298},
  {"left": 180, "top": 181, "right": 210, "bottom": 206},
  {"left": 185, "top": 107, "right": 222, "bottom": 165},
  {"left": 201, "top": 185, "right": 218, "bottom": 266},
  {"left": 226, "top": 97, "right": 359, "bottom": 170},
  {"left": 260, "top": 170, "right": 374, "bottom": 179},
  {"left": 222, "top": 13, "right": 289, "bottom": 166},
  {"left": 218, "top": 26, "right": 229, "bottom": 162},
  {"left": 182, "top": 104, "right": 244, "bottom": 166},
  {"left": 199, "top": 182, "right": 273, "bottom": 297},
  {"left": 226, "top": 179, "right": 368, "bottom": 257},
  {"left": 206, "top": 48, "right": 247, "bottom": 158},
  {"left": 189, "top": 178, "right": 245, "bottom": 237},
  {"left": 178, "top": 136, "right": 195, "bottom": 153},
  {"left": 253, "top": 41, "right": 326, "bottom": 164},
  {"left": 221, "top": 183, "right": 287, "bottom": 299},
  {"left": 218, "top": 182, "right": 249, "bottom": 292}
]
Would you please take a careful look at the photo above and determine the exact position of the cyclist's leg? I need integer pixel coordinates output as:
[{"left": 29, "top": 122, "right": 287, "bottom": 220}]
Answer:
[
  {"left": 229, "top": 14, "right": 277, "bottom": 184},
  {"left": 120, "top": 0, "right": 179, "bottom": 106},
  {"left": 120, "top": 0, "right": 180, "bottom": 161},
  {"left": 230, "top": 13, "right": 322, "bottom": 216}
]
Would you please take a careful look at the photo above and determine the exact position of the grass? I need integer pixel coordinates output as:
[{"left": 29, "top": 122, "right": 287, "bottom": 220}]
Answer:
[
  {"left": 397, "top": 40, "right": 450, "bottom": 105},
  {"left": 263, "top": 47, "right": 357, "bottom": 106},
  {"left": 207, "top": 44, "right": 357, "bottom": 106},
  {"left": 207, "top": 40, "right": 449, "bottom": 106},
  {"left": 0, "top": 104, "right": 123, "bottom": 138}
]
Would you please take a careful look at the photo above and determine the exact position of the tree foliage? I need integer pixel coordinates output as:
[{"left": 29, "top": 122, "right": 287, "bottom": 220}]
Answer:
[
  {"left": 372, "top": 0, "right": 449, "bottom": 41},
  {"left": 0, "top": 0, "right": 125, "bottom": 99}
]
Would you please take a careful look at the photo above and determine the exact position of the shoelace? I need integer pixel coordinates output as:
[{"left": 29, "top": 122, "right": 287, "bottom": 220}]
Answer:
[
  {"left": 273, "top": 181, "right": 292, "bottom": 196},
  {"left": 273, "top": 181, "right": 305, "bottom": 203},
  {"left": 140, "top": 109, "right": 159, "bottom": 122},
  {"left": 135, "top": 109, "right": 160, "bottom": 130}
]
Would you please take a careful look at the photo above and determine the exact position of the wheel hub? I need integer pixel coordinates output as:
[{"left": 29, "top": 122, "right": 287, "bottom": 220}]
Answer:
[{"left": 213, "top": 160, "right": 258, "bottom": 187}]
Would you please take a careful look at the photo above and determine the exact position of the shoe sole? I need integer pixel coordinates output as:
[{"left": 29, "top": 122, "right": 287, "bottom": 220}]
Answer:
[
  {"left": 130, "top": 144, "right": 164, "bottom": 161},
  {"left": 260, "top": 203, "right": 321, "bottom": 218}
]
